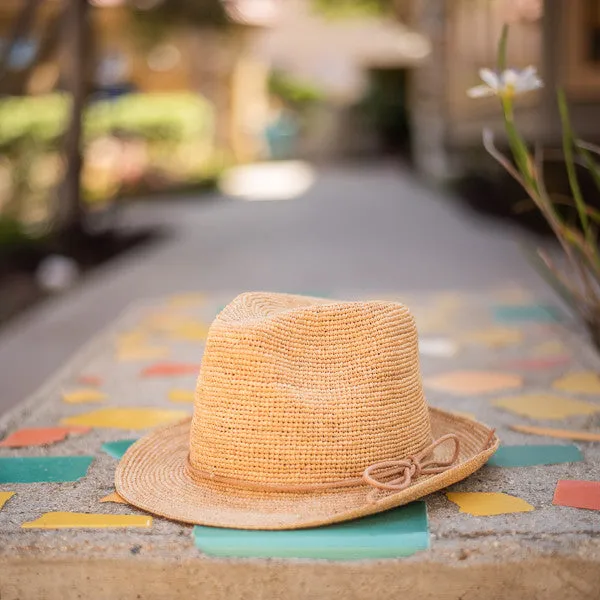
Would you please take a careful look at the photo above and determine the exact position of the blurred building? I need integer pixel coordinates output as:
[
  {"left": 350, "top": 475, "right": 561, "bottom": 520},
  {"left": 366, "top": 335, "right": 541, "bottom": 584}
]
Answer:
[{"left": 409, "top": 0, "right": 600, "bottom": 180}]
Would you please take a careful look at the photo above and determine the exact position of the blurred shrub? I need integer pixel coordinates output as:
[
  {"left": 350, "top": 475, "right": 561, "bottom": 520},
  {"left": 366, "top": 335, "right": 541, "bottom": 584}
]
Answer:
[{"left": 268, "top": 71, "right": 324, "bottom": 110}]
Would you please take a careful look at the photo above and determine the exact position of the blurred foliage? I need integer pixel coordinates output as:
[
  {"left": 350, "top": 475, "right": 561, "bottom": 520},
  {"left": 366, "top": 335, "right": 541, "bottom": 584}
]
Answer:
[
  {"left": 0, "top": 92, "right": 213, "bottom": 149},
  {"left": 126, "top": 0, "right": 229, "bottom": 47},
  {"left": 311, "top": 0, "right": 389, "bottom": 18},
  {"left": 268, "top": 71, "right": 325, "bottom": 109}
]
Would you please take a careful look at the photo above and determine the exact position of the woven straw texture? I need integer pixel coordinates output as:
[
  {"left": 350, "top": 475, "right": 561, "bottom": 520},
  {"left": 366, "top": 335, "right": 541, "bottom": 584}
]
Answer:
[{"left": 116, "top": 292, "right": 499, "bottom": 530}]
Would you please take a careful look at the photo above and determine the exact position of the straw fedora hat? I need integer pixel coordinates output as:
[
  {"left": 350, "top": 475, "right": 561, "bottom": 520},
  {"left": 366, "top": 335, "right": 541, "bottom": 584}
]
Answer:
[{"left": 116, "top": 292, "right": 499, "bottom": 530}]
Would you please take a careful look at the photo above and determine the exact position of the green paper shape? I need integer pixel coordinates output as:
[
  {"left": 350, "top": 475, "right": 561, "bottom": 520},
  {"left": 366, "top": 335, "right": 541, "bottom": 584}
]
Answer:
[
  {"left": 193, "top": 502, "right": 429, "bottom": 560},
  {"left": 493, "top": 304, "right": 560, "bottom": 323},
  {"left": 487, "top": 444, "right": 582, "bottom": 467},
  {"left": 101, "top": 439, "right": 137, "bottom": 459},
  {"left": 0, "top": 456, "right": 94, "bottom": 483}
]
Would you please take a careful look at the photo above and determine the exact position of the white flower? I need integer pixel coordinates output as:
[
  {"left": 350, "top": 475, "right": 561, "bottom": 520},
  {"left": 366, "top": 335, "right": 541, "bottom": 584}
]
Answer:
[{"left": 467, "top": 66, "right": 543, "bottom": 99}]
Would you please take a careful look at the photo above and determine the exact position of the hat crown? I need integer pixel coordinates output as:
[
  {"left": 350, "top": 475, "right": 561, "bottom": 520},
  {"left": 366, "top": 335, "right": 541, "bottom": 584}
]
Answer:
[{"left": 189, "top": 292, "right": 431, "bottom": 485}]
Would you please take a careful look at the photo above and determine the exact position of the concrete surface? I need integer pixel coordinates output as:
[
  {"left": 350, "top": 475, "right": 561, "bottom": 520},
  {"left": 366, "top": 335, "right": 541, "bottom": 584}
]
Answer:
[
  {"left": 0, "top": 163, "right": 556, "bottom": 417},
  {"left": 1, "top": 289, "right": 600, "bottom": 599},
  {"left": 3, "top": 164, "right": 600, "bottom": 599}
]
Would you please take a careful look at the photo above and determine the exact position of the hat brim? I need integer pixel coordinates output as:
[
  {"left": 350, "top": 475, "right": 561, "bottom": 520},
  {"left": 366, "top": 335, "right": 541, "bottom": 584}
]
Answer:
[{"left": 115, "top": 408, "right": 499, "bottom": 530}]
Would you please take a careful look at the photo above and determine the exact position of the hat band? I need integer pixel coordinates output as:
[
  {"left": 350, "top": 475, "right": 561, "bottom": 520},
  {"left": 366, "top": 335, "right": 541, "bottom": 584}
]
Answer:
[{"left": 186, "top": 433, "right": 461, "bottom": 499}]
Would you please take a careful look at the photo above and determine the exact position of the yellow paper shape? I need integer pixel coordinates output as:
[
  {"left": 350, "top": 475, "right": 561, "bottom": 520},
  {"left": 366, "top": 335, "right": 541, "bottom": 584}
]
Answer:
[
  {"left": 167, "top": 323, "right": 209, "bottom": 342},
  {"left": 553, "top": 372, "right": 600, "bottom": 395},
  {"left": 463, "top": 327, "right": 523, "bottom": 348},
  {"left": 22, "top": 512, "right": 151, "bottom": 529},
  {"left": 61, "top": 408, "right": 187, "bottom": 430},
  {"left": 62, "top": 389, "right": 107, "bottom": 404},
  {"left": 0, "top": 491, "right": 15, "bottom": 510},
  {"left": 167, "top": 293, "right": 205, "bottom": 308},
  {"left": 116, "top": 330, "right": 149, "bottom": 346},
  {"left": 99, "top": 491, "right": 128, "bottom": 504},
  {"left": 168, "top": 389, "right": 195, "bottom": 403},
  {"left": 117, "top": 345, "right": 170, "bottom": 362},
  {"left": 494, "top": 393, "right": 600, "bottom": 420},
  {"left": 511, "top": 424, "right": 600, "bottom": 442},
  {"left": 426, "top": 371, "right": 522, "bottom": 395},
  {"left": 533, "top": 340, "right": 567, "bottom": 357},
  {"left": 447, "top": 492, "right": 534, "bottom": 516}
]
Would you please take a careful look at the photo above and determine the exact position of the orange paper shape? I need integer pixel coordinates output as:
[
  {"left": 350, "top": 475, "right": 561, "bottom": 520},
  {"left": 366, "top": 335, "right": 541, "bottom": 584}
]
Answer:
[
  {"left": 511, "top": 424, "right": 600, "bottom": 442},
  {"left": 553, "top": 372, "right": 600, "bottom": 395},
  {"left": 504, "top": 356, "right": 570, "bottom": 370},
  {"left": 494, "top": 394, "right": 600, "bottom": 420},
  {"left": 0, "top": 426, "right": 91, "bottom": 448},
  {"left": 553, "top": 480, "right": 600, "bottom": 511},
  {"left": 99, "top": 491, "right": 128, "bottom": 504},
  {"left": 425, "top": 371, "right": 523, "bottom": 395},
  {"left": 62, "top": 389, "right": 107, "bottom": 404},
  {"left": 0, "top": 491, "right": 15, "bottom": 510},
  {"left": 142, "top": 362, "right": 200, "bottom": 377},
  {"left": 76, "top": 375, "right": 102, "bottom": 387},
  {"left": 446, "top": 492, "right": 534, "bottom": 516}
]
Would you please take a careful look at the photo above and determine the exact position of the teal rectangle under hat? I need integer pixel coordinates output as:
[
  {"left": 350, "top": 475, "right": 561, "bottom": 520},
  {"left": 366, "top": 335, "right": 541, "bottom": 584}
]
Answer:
[
  {"left": 487, "top": 444, "right": 582, "bottom": 467},
  {"left": 193, "top": 501, "right": 429, "bottom": 560},
  {"left": 0, "top": 456, "right": 94, "bottom": 483},
  {"left": 102, "top": 439, "right": 137, "bottom": 459}
]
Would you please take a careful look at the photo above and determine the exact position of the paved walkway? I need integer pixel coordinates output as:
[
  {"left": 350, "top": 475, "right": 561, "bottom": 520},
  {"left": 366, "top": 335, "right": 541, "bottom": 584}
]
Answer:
[{"left": 0, "top": 163, "right": 549, "bottom": 415}]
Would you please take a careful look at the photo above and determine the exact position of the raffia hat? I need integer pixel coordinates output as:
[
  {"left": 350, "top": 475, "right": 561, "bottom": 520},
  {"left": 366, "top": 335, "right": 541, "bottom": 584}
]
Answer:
[{"left": 116, "top": 292, "right": 499, "bottom": 530}]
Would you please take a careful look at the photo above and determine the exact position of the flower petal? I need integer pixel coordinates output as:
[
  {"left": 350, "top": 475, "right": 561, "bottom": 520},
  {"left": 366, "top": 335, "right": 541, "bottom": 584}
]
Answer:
[
  {"left": 502, "top": 69, "right": 520, "bottom": 88},
  {"left": 479, "top": 68, "right": 499, "bottom": 89},
  {"left": 467, "top": 84, "right": 496, "bottom": 98}
]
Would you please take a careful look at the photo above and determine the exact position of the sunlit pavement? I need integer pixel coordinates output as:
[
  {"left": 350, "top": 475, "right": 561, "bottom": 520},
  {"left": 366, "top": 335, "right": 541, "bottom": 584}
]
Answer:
[{"left": 0, "top": 163, "right": 552, "bottom": 414}]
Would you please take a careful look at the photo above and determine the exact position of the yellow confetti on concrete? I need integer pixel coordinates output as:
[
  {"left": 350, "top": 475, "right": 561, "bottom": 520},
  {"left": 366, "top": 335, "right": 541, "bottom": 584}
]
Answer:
[
  {"left": 493, "top": 393, "right": 600, "bottom": 420},
  {"left": 425, "top": 371, "right": 523, "bottom": 395},
  {"left": 61, "top": 408, "right": 188, "bottom": 430},
  {"left": 62, "top": 389, "right": 107, "bottom": 404},
  {"left": 532, "top": 340, "right": 568, "bottom": 357},
  {"left": 462, "top": 327, "right": 523, "bottom": 348},
  {"left": 168, "top": 389, "right": 195, "bottom": 403},
  {"left": 446, "top": 492, "right": 534, "bottom": 516},
  {"left": 116, "top": 345, "right": 170, "bottom": 362},
  {"left": 0, "top": 491, "right": 15, "bottom": 510},
  {"left": 553, "top": 372, "right": 600, "bottom": 395},
  {"left": 99, "top": 491, "right": 128, "bottom": 504},
  {"left": 167, "top": 293, "right": 205, "bottom": 309},
  {"left": 22, "top": 512, "right": 151, "bottom": 529}
]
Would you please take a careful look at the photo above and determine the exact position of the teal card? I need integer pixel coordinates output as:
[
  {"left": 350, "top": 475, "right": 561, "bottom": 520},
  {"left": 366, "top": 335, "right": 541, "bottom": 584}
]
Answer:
[
  {"left": 487, "top": 444, "right": 582, "bottom": 467},
  {"left": 101, "top": 439, "right": 137, "bottom": 459},
  {"left": 493, "top": 304, "right": 560, "bottom": 323},
  {"left": 194, "top": 502, "right": 429, "bottom": 560},
  {"left": 0, "top": 456, "right": 94, "bottom": 483}
]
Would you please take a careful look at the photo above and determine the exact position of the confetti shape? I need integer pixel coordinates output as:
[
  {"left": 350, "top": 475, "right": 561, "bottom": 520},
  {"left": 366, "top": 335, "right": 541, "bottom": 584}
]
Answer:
[
  {"left": 487, "top": 444, "right": 582, "bottom": 467},
  {"left": 446, "top": 492, "right": 534, "bottom": 516},
  {"left": 0, "top": 491, "right": 15, "bottom": 510},
  {"left": 419, "top": 338, "right": 459, "bottom": 358},
  {"left": 493, "top": 304, "right": 560, "bottom": 323},
  {"left": 504, "top": 356, "right": 570, "bottom": 370},
  {"left": 553, "top": 372, "right": 600, "bottom": 395},
  {"left": 511, "top": 424, "right": 600, "bottom": 442},
  {"left": 168, "top": 389, "right": 195, "bottom": 403},
  {"left": 101, "top": 438, "right": 137, "bottom": 459},
  {"left": 167, "top": 292, "right": 205, "bottom": 308},
  {"left": 194, "top": 502, "right": 428, "bottom": 560},
  {"left": 493, "top": 394, "right": 600, "bottom": 420},
  {"left": 553, "top": 480, "right": 600, "bottom": 511},
  {"left": 76, "top": 375, "right": 102, "bottom": 387},
  {"left": 463, "top": 327, "right": 523, "bottom": 348},
  {"left": 0, "top": 456, "right": 94, "bottom": 483},
  {"left": 167, "top": 323, "right": 209, "bottom": 342},
  {"left": 532, "top": 340, "right": 568, "bottom": 356},
  {"left": 141, "top": 362, "right": 200, "bottom": 377},
  {"left": 62, "top": 389, "right": 107, "bottom": 404},
  {"left": 61, "top": 408, "right": 187, "bottom": 431},
  {"left": 0, "top": 426, "right": 91, "bottom": 448},
  {"left": 22, "top": 512, "right": 152, "bottom": 529},
  {"left": 117, "top": 345, "right": 170, "bottom": 362},
  {"left": 100, "top": 491, "right": 128, "bottom": 504},
  {"left": 425, "top": 371, "right": 522, "bottom": 396}
]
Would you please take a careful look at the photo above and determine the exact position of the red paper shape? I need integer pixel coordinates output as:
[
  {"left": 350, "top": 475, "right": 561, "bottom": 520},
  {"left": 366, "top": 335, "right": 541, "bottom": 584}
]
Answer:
[
  {"left": 553, "top": 480, "right": 600, "bottom": 511},
  {"left": 504, "top": 356, "right": 570, "bottom": 370},
  {"left": 77, "top": 375, "right": 102, "bottom": 386},
  {"left": 141, "top": 362, "right": 200, "bottom": 377},
  {"left": 0, "top": 426, "right": 91, "bottom": 448}
]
